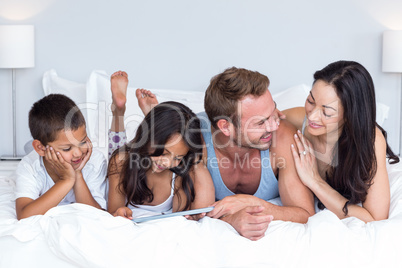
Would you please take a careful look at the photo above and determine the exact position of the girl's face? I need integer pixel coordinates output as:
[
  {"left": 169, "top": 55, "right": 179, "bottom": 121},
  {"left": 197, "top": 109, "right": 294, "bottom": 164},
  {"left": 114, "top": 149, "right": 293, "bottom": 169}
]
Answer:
[
  {"left": 150, "top": 133, "right": 189, "bottom": 173},
  {"left": 304, "top": 80, "right": 344, "bottom": 137}
]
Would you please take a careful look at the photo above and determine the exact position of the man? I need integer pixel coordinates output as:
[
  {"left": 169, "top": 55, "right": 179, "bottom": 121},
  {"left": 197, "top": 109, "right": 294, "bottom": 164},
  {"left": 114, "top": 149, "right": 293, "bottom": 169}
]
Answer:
[{"left": 201, "top": 67, "right": 315, "bottom": 241}]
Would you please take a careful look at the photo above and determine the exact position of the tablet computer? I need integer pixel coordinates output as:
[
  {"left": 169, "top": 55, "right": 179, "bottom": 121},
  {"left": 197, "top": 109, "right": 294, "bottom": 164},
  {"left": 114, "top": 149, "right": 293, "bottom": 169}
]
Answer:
[{"left": 132, "top": 206, "right": 214, "bottom": 223}]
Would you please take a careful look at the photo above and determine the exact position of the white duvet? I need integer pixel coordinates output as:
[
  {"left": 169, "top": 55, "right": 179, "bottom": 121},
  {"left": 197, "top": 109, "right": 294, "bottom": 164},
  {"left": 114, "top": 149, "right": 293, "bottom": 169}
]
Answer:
[{"left": 1, "top": 161, "right": 402, "bottom": 268}]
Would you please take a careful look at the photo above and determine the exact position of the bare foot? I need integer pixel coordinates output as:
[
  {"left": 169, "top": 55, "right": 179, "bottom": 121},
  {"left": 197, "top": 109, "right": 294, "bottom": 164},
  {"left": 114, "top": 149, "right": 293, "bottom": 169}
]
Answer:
[
  {"left": 111, "top": 71, "right": 128, "bottom": 115},
  {"left": 135, "top": 88, "right": 158, "bottom": 116}
]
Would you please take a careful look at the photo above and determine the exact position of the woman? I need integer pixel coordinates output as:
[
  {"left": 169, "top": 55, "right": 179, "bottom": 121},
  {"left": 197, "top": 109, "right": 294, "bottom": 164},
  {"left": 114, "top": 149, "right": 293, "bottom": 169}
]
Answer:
[{"left": 285, "top": 60, "right": 399, "bottom": 222}]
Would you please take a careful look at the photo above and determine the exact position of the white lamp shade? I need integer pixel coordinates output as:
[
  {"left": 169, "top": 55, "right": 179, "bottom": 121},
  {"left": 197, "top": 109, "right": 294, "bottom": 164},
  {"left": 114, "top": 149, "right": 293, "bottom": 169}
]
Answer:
[
  {"left": 0, "top": 25, "right": 35, "bottom": 68},
  {"left": 383, "top": 30, "right": 402, "bottom": 73}
]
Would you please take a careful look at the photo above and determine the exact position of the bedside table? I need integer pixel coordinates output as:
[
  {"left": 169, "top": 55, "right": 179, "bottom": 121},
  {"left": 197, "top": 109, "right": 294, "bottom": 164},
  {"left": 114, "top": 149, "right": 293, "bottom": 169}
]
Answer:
[{"left": 0, "top": 160, "right": 19, "bottom": 178}]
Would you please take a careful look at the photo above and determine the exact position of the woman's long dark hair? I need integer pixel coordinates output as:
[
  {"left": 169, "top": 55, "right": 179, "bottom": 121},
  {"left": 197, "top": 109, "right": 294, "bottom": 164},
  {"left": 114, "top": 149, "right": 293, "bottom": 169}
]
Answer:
[
  {"left": 108, "top": 101, "right": 203, "bottom": 211},
  {"left": 314, "top": 60, "right": 399, "bottom": 214}
]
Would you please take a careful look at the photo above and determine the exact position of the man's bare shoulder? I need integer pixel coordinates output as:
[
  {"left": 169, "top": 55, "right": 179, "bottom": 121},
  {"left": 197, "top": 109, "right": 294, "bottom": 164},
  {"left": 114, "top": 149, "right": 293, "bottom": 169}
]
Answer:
[
  {"left": 276, "top": 119, "right": 298, "bottom": 139},
  {"left": 282, "top": 107, "right": 305, "bottom": 130},
  {"left": 271, "top": 119, "right": 297, "bottom": 154}
]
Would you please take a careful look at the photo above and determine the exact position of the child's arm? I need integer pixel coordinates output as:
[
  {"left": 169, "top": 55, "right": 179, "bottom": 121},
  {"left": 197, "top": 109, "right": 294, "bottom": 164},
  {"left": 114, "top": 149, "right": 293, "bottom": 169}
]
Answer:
[
  {"left": 16, "top": 179, "right": 74, "bottom": 220},
  {"left": 173, "top": 163, "right": 215, "bottom": 220},
  {"left": 107, "top": 152, "right": 132, "bottom": 218},
  {"left": 16, "top": 148, "right": 76, "bottom": 220},
  {"left": 185, "top": 162, "right": 215, "bottom": 220},
  {"left": 172, "top": 176, "right": 187, "bottom": 213},
  {"left": 72, "top": 141, "right": 104, "bottom": 209},
  {"left": 190, "top": 162, "right": 215, "bottom": 209}
]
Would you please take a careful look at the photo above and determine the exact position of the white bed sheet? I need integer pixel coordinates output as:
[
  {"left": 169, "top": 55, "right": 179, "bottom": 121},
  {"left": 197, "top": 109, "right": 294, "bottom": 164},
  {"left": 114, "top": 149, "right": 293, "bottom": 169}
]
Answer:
[{"left": 1, "top": 161, "right": 402, "bottom": 268}]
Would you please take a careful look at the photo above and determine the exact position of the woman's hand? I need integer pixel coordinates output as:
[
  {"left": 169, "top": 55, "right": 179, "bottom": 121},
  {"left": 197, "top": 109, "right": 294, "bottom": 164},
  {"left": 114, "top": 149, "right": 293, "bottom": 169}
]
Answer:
[{"left": 290, "top": 130, "right": 322, "bottom": 190}]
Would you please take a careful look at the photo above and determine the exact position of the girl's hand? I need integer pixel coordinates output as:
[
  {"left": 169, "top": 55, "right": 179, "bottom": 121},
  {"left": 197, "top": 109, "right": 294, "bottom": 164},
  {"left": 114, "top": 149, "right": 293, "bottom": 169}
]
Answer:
[
  {"left": 113, "top": 206, "right": 133, "bottom": 220},
  {"left": 290, "top": 130, "right": 321, "bottom": 189},
  {"left": 184, "top": 212, "right": 207, "bottom": 221},
  {"left": 76, "top": 138, "right": 93, "bottom": 172},
  {"left": 44, "top": 146, "right": 76, "bottom": 182}
]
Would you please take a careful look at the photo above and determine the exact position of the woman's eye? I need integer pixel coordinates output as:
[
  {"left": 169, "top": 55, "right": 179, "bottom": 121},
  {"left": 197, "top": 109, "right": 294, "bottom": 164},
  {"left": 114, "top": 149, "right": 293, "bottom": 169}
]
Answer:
[
  {"left": 323, "top": 112, "right": 332, "bottom": 118},
  {"left": 307, "top": 99, "right": 314, "bottom": 104},
  {"left": 62, "top": 147, "right": 71, "bottom": 152}
]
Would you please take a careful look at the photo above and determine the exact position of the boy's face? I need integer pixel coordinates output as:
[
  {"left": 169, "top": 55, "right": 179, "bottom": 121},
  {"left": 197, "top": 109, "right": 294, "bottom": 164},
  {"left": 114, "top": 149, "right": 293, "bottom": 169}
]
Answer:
[{"left": 45, "top": 125, "right": 90, "bottom": 170}]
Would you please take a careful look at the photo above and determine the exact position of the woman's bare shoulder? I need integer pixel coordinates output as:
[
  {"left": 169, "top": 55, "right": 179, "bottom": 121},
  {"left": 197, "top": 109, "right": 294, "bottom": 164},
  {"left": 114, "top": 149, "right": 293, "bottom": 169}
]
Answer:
[{"left": 374, "top": 127, "right": 387, "bottom": 152}]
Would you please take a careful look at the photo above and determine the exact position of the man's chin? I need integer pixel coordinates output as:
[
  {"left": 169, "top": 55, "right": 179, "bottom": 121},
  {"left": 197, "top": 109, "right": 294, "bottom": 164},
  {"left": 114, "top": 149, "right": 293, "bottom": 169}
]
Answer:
[
  {"left": 239, "top": 141, "right": 271, "bottom": 151},
  {"left": 256, "top": 143, "right": 271, "bottom": 151}
]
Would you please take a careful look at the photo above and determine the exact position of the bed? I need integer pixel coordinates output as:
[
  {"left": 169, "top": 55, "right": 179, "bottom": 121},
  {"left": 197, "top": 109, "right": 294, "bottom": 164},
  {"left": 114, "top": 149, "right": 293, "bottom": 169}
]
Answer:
[{"left": 0, "top": 70, "right": 401, "bottom": 268}]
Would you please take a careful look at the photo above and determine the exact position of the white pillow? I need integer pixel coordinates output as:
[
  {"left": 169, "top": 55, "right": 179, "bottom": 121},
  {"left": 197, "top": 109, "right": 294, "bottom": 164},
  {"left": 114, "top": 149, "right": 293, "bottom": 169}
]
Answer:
[
  {"left": 85, "top": 70, "right": 206, "bottom": 159},
  {"left": 42, "top": 69, "right": 89, "bottom": 123},
  {"left": 376, "top": 102, "right": 390, "bottom": 126},
  {"left": 272, "top": 84, "right": 389, "bottom": 126},
  {"left": 273, "top": 84, "right": 310, "bottom": 111}
]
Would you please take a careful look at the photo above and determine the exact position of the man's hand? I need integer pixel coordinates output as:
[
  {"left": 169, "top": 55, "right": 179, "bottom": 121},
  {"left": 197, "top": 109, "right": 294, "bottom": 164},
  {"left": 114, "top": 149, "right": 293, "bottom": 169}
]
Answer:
[
  {"left": 207, "top": 194, "right": 258, "bottom": 219},
  {"left": 222, "top": 206, "right": 274, "bottom": 241}
]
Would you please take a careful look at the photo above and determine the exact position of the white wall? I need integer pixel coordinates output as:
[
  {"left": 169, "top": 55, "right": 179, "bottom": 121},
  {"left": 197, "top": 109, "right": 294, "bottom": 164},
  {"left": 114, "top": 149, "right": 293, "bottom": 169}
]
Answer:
[{"left": 1, "top": 0, "right": 402, "bottom": 156}]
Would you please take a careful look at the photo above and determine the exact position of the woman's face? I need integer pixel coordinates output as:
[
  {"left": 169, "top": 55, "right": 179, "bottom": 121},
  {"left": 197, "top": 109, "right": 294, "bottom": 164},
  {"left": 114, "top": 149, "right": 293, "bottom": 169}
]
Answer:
[
  {"left": 149, "top": 133, "right": 189, "bottom": 173},
  {"left": 304, "top": 80, "right": 344, "bottom": 137}
]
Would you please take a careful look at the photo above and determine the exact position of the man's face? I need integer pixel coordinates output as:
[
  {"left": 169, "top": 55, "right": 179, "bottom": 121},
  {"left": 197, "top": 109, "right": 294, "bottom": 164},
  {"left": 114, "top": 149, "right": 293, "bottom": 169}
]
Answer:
[{"left": 234, "top": 90, "right": 279, "bottom": 150}]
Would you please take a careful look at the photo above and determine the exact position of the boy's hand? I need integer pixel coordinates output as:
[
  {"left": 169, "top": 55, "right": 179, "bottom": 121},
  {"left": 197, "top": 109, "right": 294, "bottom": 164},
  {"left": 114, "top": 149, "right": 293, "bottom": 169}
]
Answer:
[
  {"left": 45, "top": 146, "right": 76, "bottom": 181},
  {"left": 75, "top": 138, "right": 93, "bottom": 172}
]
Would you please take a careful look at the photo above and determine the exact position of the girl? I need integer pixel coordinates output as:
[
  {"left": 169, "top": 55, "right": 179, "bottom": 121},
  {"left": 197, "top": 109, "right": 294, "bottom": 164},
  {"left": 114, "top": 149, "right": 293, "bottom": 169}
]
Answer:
[
  {"left": 107, "top": 71, "right": 214, "bottom": 220},
  {"left": 286, "top": 60, "right": 399, "bottom": 222}
]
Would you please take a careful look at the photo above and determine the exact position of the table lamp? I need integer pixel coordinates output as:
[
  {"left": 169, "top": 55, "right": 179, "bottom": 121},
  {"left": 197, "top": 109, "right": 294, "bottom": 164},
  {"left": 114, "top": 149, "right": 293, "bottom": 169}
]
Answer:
[
  {"left": 0, "top": 25, "right": 35, "bottom": 160},
  {"left": 383, "top": 30, "right": 402, "bottom": 156}
]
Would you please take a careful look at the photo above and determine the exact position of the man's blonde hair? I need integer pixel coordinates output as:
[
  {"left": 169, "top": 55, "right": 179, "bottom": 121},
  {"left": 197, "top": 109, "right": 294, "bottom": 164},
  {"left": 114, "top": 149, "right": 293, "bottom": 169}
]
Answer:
[{"left": 204, "top": 67, "right": 270, "bottom": 128}]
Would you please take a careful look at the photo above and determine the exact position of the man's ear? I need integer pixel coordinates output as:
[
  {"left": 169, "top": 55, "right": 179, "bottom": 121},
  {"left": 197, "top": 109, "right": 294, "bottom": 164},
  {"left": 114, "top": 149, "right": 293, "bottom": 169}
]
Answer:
[
  {"left": 32, "top": 140, "right": 46, "bottom": 156},
  {"left": 216, "top": 119, "right": 233, "bottom": 137}
]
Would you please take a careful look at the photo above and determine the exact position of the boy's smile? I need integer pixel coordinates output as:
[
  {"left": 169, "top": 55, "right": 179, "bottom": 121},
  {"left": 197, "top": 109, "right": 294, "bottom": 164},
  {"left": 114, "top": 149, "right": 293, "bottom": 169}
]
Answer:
[{"left": 44, "top": 125, "right": 89, "bottom": 170}]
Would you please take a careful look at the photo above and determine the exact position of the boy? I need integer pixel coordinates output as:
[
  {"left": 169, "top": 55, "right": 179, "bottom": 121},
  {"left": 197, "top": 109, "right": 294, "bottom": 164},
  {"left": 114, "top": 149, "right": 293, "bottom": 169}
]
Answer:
[{"left": 15, "top": 94, "right": 107, "bottom": 220}]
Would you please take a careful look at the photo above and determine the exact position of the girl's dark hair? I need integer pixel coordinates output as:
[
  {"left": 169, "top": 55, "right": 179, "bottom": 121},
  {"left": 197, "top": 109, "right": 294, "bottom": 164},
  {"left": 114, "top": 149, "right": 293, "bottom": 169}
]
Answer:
[
  {"left": 313, "top": 60, "right": 399, "bottom": 214},
  {"left": 108, "top": 101, "right": 202, "bottom": 211}
]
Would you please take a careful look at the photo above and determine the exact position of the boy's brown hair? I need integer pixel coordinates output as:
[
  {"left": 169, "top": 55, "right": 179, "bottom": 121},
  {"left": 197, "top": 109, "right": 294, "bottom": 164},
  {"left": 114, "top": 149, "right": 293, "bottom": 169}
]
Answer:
[
  {"left": 28, "top": 94, "right": 86, "bottom": 145},
  {"left": 204, "top": 67, "right": 270, "bottom": 129}
]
